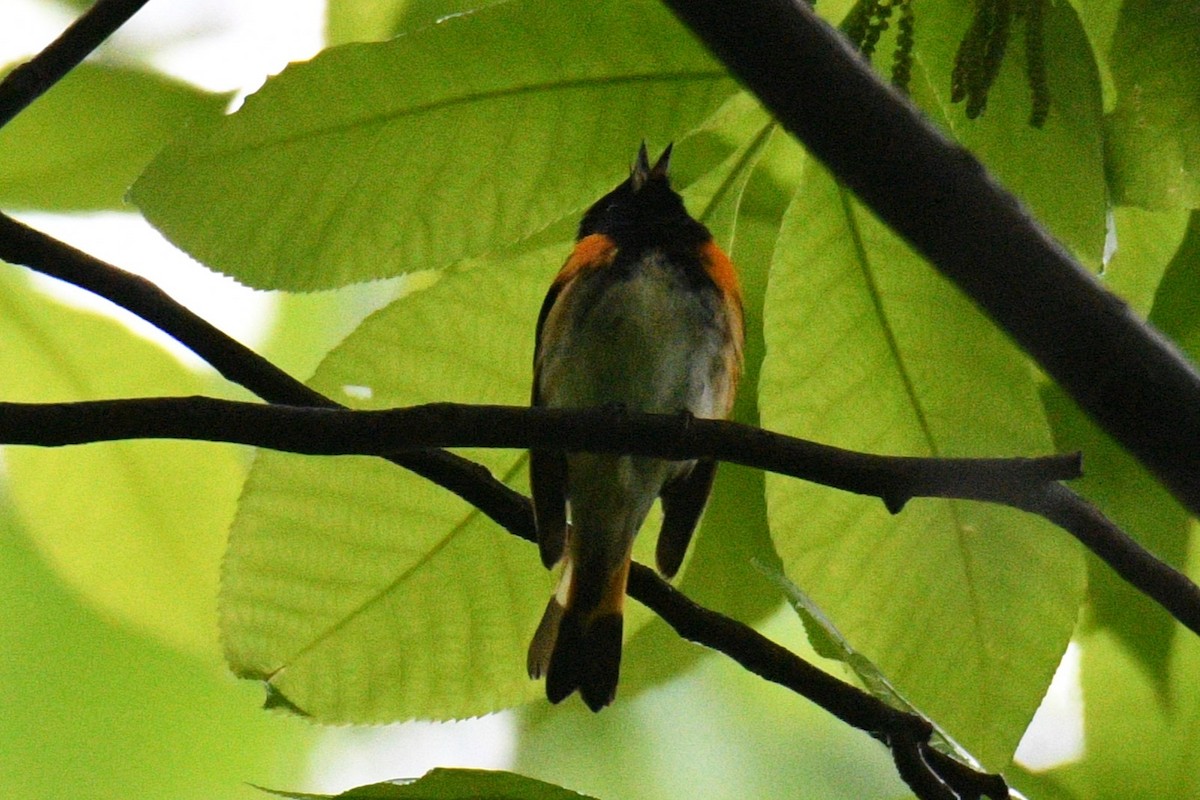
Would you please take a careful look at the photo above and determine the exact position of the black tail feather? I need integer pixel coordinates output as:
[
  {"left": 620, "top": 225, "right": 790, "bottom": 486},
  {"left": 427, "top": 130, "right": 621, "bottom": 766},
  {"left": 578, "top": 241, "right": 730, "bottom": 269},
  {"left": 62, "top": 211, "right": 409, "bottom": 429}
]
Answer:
[{"left": 543, "top": 611, "right": 624, "bottom": 711}]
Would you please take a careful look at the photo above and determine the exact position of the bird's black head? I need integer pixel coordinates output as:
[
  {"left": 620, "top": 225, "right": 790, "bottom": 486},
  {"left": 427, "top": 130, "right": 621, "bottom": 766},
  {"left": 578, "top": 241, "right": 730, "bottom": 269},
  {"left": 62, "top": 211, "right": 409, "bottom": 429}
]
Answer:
[{"left": 576, "top": 143, "right": 710, "bottom": 253}]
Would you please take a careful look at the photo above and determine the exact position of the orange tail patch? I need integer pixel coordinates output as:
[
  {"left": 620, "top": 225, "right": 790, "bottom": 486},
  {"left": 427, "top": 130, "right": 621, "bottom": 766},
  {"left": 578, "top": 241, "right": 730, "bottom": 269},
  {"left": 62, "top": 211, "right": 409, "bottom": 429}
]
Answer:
[{"left": 527, "top": 555, "right": 631, "bottom": 711}]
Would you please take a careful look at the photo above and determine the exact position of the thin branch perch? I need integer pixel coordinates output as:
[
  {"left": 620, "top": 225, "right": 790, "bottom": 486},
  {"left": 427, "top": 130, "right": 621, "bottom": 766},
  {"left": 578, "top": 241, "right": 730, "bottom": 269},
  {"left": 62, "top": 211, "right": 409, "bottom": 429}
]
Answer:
[
  {"left": 4, "top": 395, "right": 1200, "bottom": 644},
  {"left": 0, "top": 396, "right": 1079, "bottom": 507}
]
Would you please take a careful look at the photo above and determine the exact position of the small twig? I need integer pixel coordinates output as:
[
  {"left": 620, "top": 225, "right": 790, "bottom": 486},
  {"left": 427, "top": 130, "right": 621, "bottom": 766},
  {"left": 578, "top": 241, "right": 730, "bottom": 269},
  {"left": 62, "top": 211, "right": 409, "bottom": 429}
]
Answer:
[
  {"left": 0, "top": 0, "right": 153, "bottom": 129},
  {"left": 0, "top": 396, "right": 1079, "bottom": 510}
]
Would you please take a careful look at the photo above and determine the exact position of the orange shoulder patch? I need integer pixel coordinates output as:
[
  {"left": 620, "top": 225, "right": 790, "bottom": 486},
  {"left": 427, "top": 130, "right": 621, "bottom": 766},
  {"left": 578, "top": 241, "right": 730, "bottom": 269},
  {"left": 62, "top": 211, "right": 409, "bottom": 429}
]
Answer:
[
  {"left": 701, "top": 240, "right": 745, "bottom": 394},
  {"left": 699, "top": 239, "right": 742, "bottom": 306},
  {"left": 553, "top": 233, "right": 618, "bottom": 289}
]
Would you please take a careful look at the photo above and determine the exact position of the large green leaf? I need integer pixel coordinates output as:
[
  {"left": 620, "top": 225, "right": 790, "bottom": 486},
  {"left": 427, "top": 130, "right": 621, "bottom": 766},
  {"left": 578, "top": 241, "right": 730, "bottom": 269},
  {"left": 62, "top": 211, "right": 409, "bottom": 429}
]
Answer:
[
  {"left": 758, "top": 163, "right": 1084, "bottom": 768},
  {"left": 0, "top": 265, "right": 243, "bottom": 659},
  {"left": 133, "top": 0, "right": 737, "bottom": 290},
  {"left": 224, "top": 244, "right": 640, "bottom": 721},
  {"left": 906, "top": 0, "right": 1108, "bottom": 267},
  {"left": 0, "top": 63, "right": 225, "bottom": 211},
  {"left": 1104, "top": 0, "right": 1200, "bottom": 209}
]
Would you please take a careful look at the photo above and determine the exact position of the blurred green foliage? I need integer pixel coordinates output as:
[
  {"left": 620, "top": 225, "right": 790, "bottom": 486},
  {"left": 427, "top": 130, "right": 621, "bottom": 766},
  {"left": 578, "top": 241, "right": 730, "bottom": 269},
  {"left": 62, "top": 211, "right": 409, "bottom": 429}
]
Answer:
[{"left": 1, "top": 0, "right": 1198, "bottom": 797}]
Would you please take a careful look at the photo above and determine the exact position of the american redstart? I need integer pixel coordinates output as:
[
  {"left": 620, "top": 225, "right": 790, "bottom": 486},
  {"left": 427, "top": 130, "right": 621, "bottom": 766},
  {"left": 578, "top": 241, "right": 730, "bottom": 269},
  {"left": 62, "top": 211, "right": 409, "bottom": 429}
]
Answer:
[{"left": 527, "top": 143, "right": 745, "bottom": 710}]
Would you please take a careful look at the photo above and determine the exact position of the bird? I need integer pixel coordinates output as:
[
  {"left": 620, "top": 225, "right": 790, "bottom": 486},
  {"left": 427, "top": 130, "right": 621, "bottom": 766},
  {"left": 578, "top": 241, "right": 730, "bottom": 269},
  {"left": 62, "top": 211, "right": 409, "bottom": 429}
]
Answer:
[{"left": 526, "top": 143, "right": 745, "bottom": 710}]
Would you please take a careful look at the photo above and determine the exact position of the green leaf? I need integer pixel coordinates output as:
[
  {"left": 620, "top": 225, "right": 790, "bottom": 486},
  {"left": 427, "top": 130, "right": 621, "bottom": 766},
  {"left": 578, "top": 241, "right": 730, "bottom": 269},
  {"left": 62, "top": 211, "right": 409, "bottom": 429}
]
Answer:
[
  {"left": 0, "top": 63, "right": 225, "bottom": 211},
  {"left": 133, "top": 0, "right": 737, "bottom": 290},
  {"left": 0, "top": 510, "right": 314, "bottom": 800},
  {"left": 908, "top": 0, "right": 1108, "bottom": 266},
  {"left": 326, "top": 0, "right": 492, "bottom": 45},
  {"left": 264, "top": 768, "right": 599, "bottom": 799},
  {"left": 1100, "top": 206, "right": 1191, "bottom": 316},
  {"left": 758, "top": 163, "right": 1085, "bottom": 768},
  {"left": 222, "top": 252, "right": 550, "bottom": 721},
  {"left": 0, "top": 265, "right": 243, "bottom": 659},
  {"left": 1104, "top": 0, "right": 1200, "bottom": 209}
]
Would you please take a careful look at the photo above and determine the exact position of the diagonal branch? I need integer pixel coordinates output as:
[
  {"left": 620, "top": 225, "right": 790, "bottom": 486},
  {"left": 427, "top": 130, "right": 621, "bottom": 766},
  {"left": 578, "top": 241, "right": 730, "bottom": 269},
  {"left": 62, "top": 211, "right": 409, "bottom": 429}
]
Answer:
[
  {"left": 659, "top": 0, "right": 1200, "bottom": 519},
  {"left": 0, "top": 211, "right": 534, "bottom": 538},
  {"left": 0, "top": 0, "right": 153, "bottom": 129},
  {"left": 1017, "top": 482, "right": 1200, "bottom": 636},
  {"left": 628, "top": 562, "right": 1009, "bottom": 800}
]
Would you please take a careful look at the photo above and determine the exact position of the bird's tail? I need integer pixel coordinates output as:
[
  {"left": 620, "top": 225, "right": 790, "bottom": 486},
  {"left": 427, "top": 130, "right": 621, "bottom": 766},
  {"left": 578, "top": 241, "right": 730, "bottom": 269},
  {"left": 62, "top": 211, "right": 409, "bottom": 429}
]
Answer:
[{"left": 527, "top": 549, "right": 630, "bottom": 711}]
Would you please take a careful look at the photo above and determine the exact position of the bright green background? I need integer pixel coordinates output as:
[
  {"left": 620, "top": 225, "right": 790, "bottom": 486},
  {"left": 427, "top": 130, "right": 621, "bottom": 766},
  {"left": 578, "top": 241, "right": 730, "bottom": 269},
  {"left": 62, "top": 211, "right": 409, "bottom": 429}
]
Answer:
[{"left": 2, "top": 0, "right": 1199, "bottom": 798}]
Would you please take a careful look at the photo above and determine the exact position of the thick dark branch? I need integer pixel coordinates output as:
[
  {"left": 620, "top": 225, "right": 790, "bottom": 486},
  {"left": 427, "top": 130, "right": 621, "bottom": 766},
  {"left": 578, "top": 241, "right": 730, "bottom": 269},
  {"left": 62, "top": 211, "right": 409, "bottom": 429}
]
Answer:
[
  {"left": 660, "top": 0, "right": 1200, "bottom": 518},
  {"left": 0, "top": 396, "right": 1078, "bottom": 509},
  {"left": 0, "top": 0, "right": 153, "bottom": 129}
]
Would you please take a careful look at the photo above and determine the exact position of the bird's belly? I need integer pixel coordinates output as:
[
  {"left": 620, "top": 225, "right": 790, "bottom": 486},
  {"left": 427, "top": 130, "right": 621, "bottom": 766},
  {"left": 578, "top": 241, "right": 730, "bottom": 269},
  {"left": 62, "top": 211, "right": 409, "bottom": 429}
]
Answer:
[{"left": 538, "top": 262, "right": 728, "bottom": 418}]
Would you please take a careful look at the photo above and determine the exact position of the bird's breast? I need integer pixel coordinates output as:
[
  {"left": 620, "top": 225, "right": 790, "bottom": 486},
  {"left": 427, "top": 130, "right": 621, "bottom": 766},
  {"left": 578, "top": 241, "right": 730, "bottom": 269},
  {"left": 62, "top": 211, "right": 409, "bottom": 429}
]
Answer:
[{"left": 537, "top": 250, "right": 733, "bottom": 418}]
